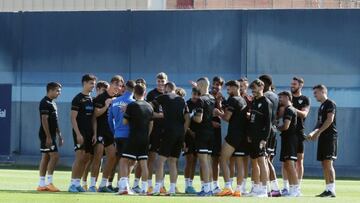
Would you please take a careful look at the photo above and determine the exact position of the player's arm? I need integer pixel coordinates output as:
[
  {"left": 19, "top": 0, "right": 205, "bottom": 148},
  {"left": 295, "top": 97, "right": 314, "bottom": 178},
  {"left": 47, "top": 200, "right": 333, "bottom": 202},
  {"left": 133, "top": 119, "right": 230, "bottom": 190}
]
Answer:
[
  {"left": 41, "top": 114, "right": 52, "bottom": 147},
  {"left": 151, "top": 97, "right": 164, "bottom": 119},
  {"left": 56, "top": 126, "right": 64, "bottom": 147},
  {"left": 71, "top": 110, "right": 83, "bottom": 145},
  {"left": 93, "top": 98, "right": 112, "bottom": 117},
  {"left": 107, "top": 103, "right": 115, "bottom": 135},
  {"left": 192, "top": 108, "right": 203, "bottom": 123},
  {"left": 148, "top": 121, "right": 154, "bottom": 136},
  {"left": 310, "top": 112, "right": 335, "bottom": 141},
  {"left": 123, "top": 104, "right": 131, "bottom": 126},
  {"left": 184, "top": 112, "right": 191, "bottom": 133},
  {"left": 261, "top": 101, "right": 273, "bottom": 144},
  {"left": 296, "top": 105, "right": 310, "bottom": 119},
  {"left": 277, "top": 108, "right": 292, "bottom": 131}
]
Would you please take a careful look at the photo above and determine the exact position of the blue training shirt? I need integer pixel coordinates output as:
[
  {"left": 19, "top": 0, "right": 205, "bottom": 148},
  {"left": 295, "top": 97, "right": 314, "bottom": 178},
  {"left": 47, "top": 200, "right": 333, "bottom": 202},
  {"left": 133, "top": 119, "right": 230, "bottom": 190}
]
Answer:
[{"left": 108, "top": 91, "right": 135, "bottom": 138}]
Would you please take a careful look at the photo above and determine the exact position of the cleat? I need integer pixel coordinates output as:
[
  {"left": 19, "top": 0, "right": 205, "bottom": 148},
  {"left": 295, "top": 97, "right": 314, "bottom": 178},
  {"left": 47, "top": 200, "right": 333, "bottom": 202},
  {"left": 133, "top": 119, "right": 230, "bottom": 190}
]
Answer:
[
  {"left": 46, "top": 184, "right": 60, "bottom": 192},
  {"left": 132, "top": 185, "right": 142, "bottom": 194},
  {"left": 76, "top": 186, "right": 86, "bottom": 192},
  {"left": 117, "top": 189, "right": 128, "bottom": 195},
  {"left": 68, "top": 185, "right": 78, "bottom": 193},
  {"left": 232, "top": 190, "right": 242, "bottom": 197},
  {"left": 160, "top": 186, "right": 167, "bottom": 194},
  {"left": 175, "top": 187, "right": 180, "bottom": 194},
  {"left": 167, "top": 192, "right": 176, "bottom": 196},
  {"left": 107, "top": 185, "right": 115, "bottom": 192},
  {"left": 113, "top": 187, "right": 119, "bottom": 193},
  {"left": 82, "top": 185, "right": 88, "bottom": 191},
  {"left": 281, "top": 188, "right": 289, "bottom": 196},
  {"left": 197, "top": 190, "right": 213, "bottom": 196},
  {"left": 212, "top": 186, "right": 221, "bottom": 194},
  {"left": 216, "top": 188, "right": 233, "bottom": 196},
  {"left": 87, "top": 186, "right": 97, "bottom": 192},
  {"left": 271, "top": 190, "right": 281, "bottom": 197},
  {"left": 36, "top": 186, "right": 48, "bottom": 192},
  {"left": 98, "top": 186, "right": 113, "bottom": 193},
  {"left": 185, "top": 186, "right": 197, "bottom": 194},
  {"left": 316, "top": 190, "right": 336, "bottom": 198},
  {"left": 147, "top": 186, "right": 153, "bottom": 194},
  {"left": 152, "top": 192, "right": 161, "bottom": 196}
]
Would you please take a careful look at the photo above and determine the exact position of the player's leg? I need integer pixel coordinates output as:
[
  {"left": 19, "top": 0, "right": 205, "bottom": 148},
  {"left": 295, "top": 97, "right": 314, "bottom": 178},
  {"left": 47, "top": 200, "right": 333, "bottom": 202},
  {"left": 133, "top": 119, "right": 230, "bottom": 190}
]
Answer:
[
  {"left": 117, "top": 157, "right": 130, "bottom": 194},
  {"left": 139, "top": 159, "right": 149, "bottom": 194},
  {"left": 217, "top": 141, "right": 235, "bottom": 196},
  {"left": 184, "top": 153, "right": 197, "bottom": 194},
  {"left": 37, "top": 153, "right": 50, "bottom": 191},
  {"left": 45, "top": 151, "right": 60, "bottom": 191},
  {"left": 129, "top": 163, "right": 141, "bottom": 193},
  {"left": 81, "top": 155, "right": 93, "bottom": 190},
  {"left": 284, "top": 160, "right": 299, "bottom": 197},
  {"left": 229, "top": 157, "right": 235, "bottom": 187},
  {"left": 147, "top": 151, "right": 156, "bottom": 192},
  {"left": 69, "top": 149, "right": 90, "bottom": 192},
  {"left": 98, "top": 144, "right": 117, "bottom": 192},
  {"left": 153, "top": 155, "right": 167, "bottom": 195},
  {"left": 89, "top": 143, "right": 104, "bottom": 191},
  {"left": 241, "top": 155, "right": 249, "bottom": 194},
  {"left": 257, "top": 155, "right": 269, "bottom": 197},
  {"left": 168, "top": 157, "right": 178, "bottom": 195},
  {"left": 233, "top": 156, "right": 245, "bottom": 197}
]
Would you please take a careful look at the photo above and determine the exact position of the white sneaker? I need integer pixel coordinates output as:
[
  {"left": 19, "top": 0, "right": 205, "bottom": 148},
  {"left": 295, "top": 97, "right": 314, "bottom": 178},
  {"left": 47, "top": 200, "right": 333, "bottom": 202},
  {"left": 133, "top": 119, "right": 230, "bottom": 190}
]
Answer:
[
  {"left": 212, "top": 187, "right": 222, "bottom": 194},
  {"left": 289, "top": 190, "right": 301, "bottom": 197},
  {"left": 256, "top": 191, "right": 268, "bottom": 198}
]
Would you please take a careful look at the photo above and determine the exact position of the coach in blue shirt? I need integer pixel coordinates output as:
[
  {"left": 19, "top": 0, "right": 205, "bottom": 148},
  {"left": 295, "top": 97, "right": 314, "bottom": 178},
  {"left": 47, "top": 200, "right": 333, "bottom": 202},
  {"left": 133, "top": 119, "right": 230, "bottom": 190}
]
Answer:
[{"left": 108, "top": 80, "right": 135, "bottom": 156}]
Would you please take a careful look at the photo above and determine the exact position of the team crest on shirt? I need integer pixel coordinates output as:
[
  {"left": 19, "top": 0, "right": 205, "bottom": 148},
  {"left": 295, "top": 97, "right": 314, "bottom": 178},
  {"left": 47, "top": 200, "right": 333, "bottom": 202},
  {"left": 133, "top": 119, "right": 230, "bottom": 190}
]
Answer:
[
  {"left": 258, "top": 103, "right": 262, "bottom": 108},
  {"left": 299, "top": 100, "right": 303, "bottom": 104}
]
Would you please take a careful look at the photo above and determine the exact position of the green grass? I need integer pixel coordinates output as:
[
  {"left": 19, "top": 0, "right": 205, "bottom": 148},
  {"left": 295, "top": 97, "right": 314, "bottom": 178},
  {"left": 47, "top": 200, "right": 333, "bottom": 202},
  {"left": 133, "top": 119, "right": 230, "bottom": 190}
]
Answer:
[{"left": 0, "top": 169, "right": 359, "bottom": 203}]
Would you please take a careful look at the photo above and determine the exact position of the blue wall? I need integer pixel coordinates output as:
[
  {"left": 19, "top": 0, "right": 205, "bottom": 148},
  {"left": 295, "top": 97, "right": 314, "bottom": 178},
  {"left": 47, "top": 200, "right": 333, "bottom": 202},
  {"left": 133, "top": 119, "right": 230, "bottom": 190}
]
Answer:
[{"left": 0, "top": 9, "right": 359, "bottom": 177}]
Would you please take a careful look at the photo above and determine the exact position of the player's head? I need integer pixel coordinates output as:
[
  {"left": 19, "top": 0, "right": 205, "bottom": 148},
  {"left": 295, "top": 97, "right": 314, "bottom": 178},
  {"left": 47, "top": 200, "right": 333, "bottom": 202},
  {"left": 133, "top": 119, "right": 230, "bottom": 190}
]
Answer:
[
  {"left": 46, "top": 82, "right": 62, "bottom": 99},
  {"left": 156, "top": 72, "right": 168, "bottom": 92},
  {"left": 135, "top": 78, "right": 147, "bottom": 87},
  {"left": 250, "top": 79, "right": 264, "bottom": 98},
  {"left": 313, "top": 84, "right": 328, "bottom": 102},
  {"left": 96, "top": 80, "right": 109, "bottom": 96},
  {"left": 175, "top": 87, "right": 186, "bottom": 98},
  {"left": 164, "top": 81, "right": 176, "bottom": 94},
  {"left": 259, "top": 74, "right": 273, "bottom": 92},
  {"left": 196, "top": 77, "right": 210, "bottom": 95},
  {"left": 225, "top": 80, "right": 240, "bottom": 97},
  {"left": 81, "top": 74, "right": 97, "bottom": 93},
  {"left": 278, "top": 91, "right": 293, "bottom": 106},
  {"left": 134, "top": 84, "right": 146, "bottom": 100},
  {"left": 191, "top": 87, "right": 201, "bottom": 102},
  {"left": 125, "top": 80, "right": 136, "bottom": 93},
  {"left": 108, "top": 75, "right": 124, "bottom": 96},
  {"left": 291, "top": 76, "right": 304, "bottom": 94},
  {"left": 238, "top": 77, "right": 249, "bottom": 95},
  {"left": 212, "top": 76, "right": 224, "bottom": 93}
]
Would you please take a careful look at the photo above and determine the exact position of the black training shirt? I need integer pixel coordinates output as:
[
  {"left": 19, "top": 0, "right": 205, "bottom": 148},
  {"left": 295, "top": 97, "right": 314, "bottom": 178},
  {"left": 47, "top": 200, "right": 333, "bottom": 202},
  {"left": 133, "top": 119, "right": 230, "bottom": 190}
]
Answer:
[
  {"left": 316, "top": 99, "right": 337, "bottom": 136},
  {"left": 93, "top": 91, "right": 115, "bottom": 136},
  {"left": 124, "top": 100, "right": 154, "bottom": 140},
  {"left": 71, "top": 93, "right": 94, "bottom": 134},
  {"left": 280, "top": 106, "right": 297, "bottom": 138},
  {"left": 249, "top": 96, "right": 272, "bottom": 141},
  {"left": 39, "top": 96, "right": 58, "bottom": 137},
  {"left": 153, "top": 92, "right": 188, "bottom": 134},
  {"left": 292, "top": 95, "right": 310, "bottom": 134},
  {"left": 226, "top": 96, "right": 248, "bottom": 139}
]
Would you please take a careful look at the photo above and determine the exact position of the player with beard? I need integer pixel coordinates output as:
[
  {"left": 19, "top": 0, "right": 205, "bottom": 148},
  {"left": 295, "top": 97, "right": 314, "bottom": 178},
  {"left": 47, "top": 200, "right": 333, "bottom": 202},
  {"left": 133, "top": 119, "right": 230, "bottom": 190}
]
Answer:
[
  {"left": 282, "top": 77, "right": 310, "bottom": 195},
  {"left": 214, "top": 80, "right": 247, "bottom": 197}
]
